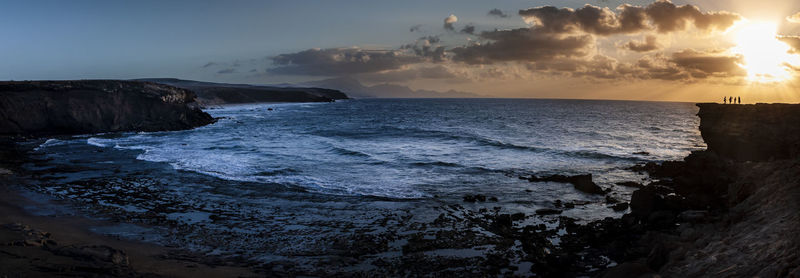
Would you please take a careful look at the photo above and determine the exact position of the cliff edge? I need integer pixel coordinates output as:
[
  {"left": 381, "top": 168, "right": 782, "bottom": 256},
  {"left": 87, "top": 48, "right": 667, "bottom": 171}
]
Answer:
[
  {"left": 697, "top": 103, "right": 800, "bottom": 161},
  {"left": 0, "top": 80, "right": 215, "bottom": 137}
]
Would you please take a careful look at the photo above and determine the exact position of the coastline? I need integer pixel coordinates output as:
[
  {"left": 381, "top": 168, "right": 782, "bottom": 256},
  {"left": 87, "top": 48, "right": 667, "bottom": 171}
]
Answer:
[
  {"left": 0, "top": 144, "right": 260, "bottom": 277},
  {"left": 0, "top": 103, "right": 798, "bottom": 276}
]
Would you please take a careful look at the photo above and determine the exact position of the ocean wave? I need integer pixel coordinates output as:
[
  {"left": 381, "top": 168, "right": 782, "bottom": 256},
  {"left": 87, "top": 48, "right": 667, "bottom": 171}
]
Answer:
[
  {"left": 87, "top": 137, "right": 111, "bottom": 147},
  {"left": 33, "top": 138, "right": 66, "bottom": 151},
  {"left": 410, "top": 161, "right": 462, "bottom": 168},
  {"left": 330, "top": 147, "right": 372, "bottom": 158}
]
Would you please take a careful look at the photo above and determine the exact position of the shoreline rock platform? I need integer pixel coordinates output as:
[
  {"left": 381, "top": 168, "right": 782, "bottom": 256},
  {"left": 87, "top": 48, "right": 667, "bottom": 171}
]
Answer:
[{"left": 0, "top": 100, "right": 798, "bottom": 276}]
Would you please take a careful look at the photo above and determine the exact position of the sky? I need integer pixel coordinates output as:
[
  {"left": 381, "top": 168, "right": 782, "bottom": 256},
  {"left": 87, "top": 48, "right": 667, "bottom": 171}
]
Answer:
[{"left": 3, "top": 0, "right": 800, "bottom": 102}]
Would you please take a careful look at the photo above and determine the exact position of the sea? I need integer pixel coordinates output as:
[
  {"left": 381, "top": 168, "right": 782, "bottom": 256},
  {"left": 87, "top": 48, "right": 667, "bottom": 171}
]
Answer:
[{"left": 20, "top": 99, "right": 705, "bottom": 271}]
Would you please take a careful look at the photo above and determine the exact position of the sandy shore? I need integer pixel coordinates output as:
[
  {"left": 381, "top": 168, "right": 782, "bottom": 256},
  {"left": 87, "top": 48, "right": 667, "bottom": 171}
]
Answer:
[{"left": 0, "top": 173, "right": 260, "bottom": 277}]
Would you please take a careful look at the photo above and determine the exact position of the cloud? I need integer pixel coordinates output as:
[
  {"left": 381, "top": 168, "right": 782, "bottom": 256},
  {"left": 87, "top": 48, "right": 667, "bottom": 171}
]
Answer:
[
  {"left": 401, "top": 36, "right": 446, "bottom": 62},
  {"left": 444, "top": 14, "right": 458, "bottom": 31},
  {"left": 488, "top": 9, "right": 508, "bottom": 18},
  {"left": 518, "top": 1, "right": 741, "bottom": 36},
  {"left": 460, "top": 24, "right": 475, "bottom": 35},
  {"left": 525, "top": 48, "right": 746, "bottom": 82},
  {"left": 410, "top": 24, "right": 422, "bottom": 32},
  {"left": 217, "top": 68, "right": 236, "bottom": 74},
  {"left": 357, "top": 65, "right": 458, "bottom": 83},
  {"left": 670, "top": 49, "right": 745, "bottom": 78},
  {"left": 201, "top": 62, "right": 218, "bottom": 68},
  {"left": 779, "top": 36, "right": 800, "bottom": 53},
  {"left": 269, "top": 47, "right": 422, "bottom": 76},
  {"left": 450, "top": 28, "right": 595, "bottom": 64},
  {"left": 622, "top": 35, "right": 660, "bottom": 52},
  {"left": 788, "top": 12, "right": 800, "bottom": 23}
]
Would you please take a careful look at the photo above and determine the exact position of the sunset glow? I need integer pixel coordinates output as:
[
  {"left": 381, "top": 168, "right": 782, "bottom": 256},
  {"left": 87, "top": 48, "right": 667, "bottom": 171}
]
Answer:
[{"left": 732, "top": 21, "right": 798, "bottom": 83}]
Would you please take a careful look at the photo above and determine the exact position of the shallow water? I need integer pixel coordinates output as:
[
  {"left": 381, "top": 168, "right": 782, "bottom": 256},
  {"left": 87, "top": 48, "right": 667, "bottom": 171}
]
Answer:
[{"left": 22, "top": 98, "right": 705, "bottom": 271}]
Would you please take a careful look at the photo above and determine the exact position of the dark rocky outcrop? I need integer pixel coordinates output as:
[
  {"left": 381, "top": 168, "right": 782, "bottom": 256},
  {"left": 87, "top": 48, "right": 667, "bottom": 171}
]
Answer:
[
  {"left": 521, "top": 173, "right": 605, "bottom": 194},
  {"left": 697, "top": 103, "right": 800, "bottom": 161},
  {"left": 0, "top": 80, "right": 215, "bottom": 137},
  {"left": 138, "top": 78, "right": 349, "bottom": 106}
]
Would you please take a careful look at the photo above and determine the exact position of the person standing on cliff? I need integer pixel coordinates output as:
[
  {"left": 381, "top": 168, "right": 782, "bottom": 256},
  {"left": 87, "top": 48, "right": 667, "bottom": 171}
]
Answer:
[
  {"left": 724, "top": 96, "right": 727, "bottom": 104},
  {"left": 738, "top": 96, "right": 741, "bottom": 104}
]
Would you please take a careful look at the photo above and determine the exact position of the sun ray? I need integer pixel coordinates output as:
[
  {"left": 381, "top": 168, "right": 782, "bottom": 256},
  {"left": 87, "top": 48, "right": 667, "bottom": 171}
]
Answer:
[{"left": 731, "top": 21, "right": 800, "bottom": 83}]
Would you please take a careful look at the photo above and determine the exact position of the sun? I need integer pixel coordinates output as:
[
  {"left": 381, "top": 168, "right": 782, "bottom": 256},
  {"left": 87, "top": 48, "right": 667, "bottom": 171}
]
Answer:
[{"left": 731, "top": 21, "right": 797, "bottom": 83}]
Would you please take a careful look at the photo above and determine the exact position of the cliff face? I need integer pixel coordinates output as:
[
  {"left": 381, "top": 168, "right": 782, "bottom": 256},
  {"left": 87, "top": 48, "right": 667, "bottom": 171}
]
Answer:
[
  {"left": 0, "top": 80, "right": 215, "bottom": 137},
  {"left": 137, "top": 78, "right": 349, "bottom": 105},
  {"left": 696, "top": 103, "right": 800, "bottom": 161}
]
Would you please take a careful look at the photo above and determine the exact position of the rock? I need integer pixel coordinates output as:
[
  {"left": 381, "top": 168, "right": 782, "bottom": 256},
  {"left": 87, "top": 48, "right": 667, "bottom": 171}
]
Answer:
[
  {"left": 633, "top": 151, "right": 650, "bottom": 156},
  {"left": 492, "top": 214, "right": 513, "bottom": 231},
  {"left": 606, "top": 195, "right": 620, "bottom": 204},
  {"left": 0, "top": 80, "right": 215, "bottom": 136},
  {"left": 511, "top": 213, "right": 526, "bottom": 221},
  {"left": 54, "top": 245, "right": 129, "bottom": 266},
  {"left": 630, "top": 186, "right": 675, "bottom": 218},
  {"left": 138, "top": 78, "right": 349, "bottom": 106},
  {"left": 463, "top": 194, "right": 487, "bottom": 202},
  {"left": 601, "top": 262, "right": 658, "bottom": 278},
  {"left": 678, "top": 210, "right": 709, "bottom": 223},
  {"left": 697, "top": 103, "right": 800, "bottom": 161},
  {"left": 616, "top": 181, "right": 644, "bottom": 188},
  {"left": 610, "top": 203, "right": 629, "bottom": 211},
  {"left": 524, "top": 174, "right": 604, "bottom": 194},
  {"left": 535, "top": 208, "right": 562, "bottom": 215}
]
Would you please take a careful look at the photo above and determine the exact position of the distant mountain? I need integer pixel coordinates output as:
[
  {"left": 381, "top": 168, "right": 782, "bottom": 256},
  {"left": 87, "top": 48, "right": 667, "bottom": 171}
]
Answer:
[
  {"left": 136, "top": 78, "right": 348, "bottom": 106},
  {"left": 302, "top": 77, "right": 481, "bottom": 98}
]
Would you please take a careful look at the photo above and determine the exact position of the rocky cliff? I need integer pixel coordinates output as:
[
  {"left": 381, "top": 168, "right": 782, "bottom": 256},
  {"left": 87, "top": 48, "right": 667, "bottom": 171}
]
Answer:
[
  {"left": 137, "top": 78, "right": 349, "bottom": 105},
  {"left": 0, "top": 80, "right": 215, "bottom": 137},
  {"left": 697, "top": 103, "right": 800, "bottom": 161}
]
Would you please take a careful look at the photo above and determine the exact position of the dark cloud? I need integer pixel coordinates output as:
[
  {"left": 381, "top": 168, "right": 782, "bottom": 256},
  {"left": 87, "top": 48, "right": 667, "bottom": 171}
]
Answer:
[
  {"left": 201, "top": 62, "right": 218, "bottom": 68},
  {"left": 401, "top": 36, "right": 446, "bottom": 62},
  {"left": 460, "top": 24, "right": 476, "bottom": 35},
  {"left": 526, "top": 49, "right": 745, "bottom": 81},
  {"left": 444, "top": 14, "right": 458, "bottom": 31},
  {"left": 269, "top": 48, "right": 422, "bottom": 76},
  {"left": 450, "top": 28, "right": 594, "bottom": 64},
  {"left": 670, "top": 49, "right": 745, "bottom": 78},
  {"left": 410, "top": 24, "right": 422, "bottom": 32},
  {"left": 488, "top": 9, "right": 508, "bottom": 18},
  {"left": 779, "top": 36, "right": 800, "bottom": 53},
  {"left": 217, "top": 68, "right": 236, "bottom": 74},
  {"left": 518, "top": 1, "right": 740, "bottom": 36},
  {"left": 249, "top": 69, "right": 257, "bottom": 73},
  {"left": 622, "top": 35, "right": 660, "bottom": 52},
  {"left": 644, "top": 1, "right": 739, "bottom": 33},
  {"left": 358, "top": 65, "right": 457, "bottom": 83}
]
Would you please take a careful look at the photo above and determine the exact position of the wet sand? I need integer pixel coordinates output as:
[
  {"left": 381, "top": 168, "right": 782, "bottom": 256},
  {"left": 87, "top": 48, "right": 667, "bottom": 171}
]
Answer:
[{"left": 0, "top": 176, "right": 260, "bottom": 277}]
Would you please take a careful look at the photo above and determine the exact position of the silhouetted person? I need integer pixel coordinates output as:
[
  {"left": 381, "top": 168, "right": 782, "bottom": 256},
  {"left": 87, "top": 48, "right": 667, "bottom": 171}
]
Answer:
[
  {"left": 738, "top": 96, "right": 741, "bottom": 104},
  {"left": 724, "top": 96, "right": 727, "bottom": 104}
]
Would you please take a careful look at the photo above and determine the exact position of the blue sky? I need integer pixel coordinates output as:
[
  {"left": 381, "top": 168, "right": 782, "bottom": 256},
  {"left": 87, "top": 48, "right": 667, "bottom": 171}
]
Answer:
[
  {"left": 0, "top": 0, "right": 661, "bottom": 80},
  {"left": 2, "top": 0, "right": 800, "bottom": 102}
]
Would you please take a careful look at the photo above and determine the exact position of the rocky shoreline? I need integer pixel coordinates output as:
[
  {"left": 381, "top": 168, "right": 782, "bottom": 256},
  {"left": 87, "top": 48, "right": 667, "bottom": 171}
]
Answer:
[
  {"left": 0, "top": 80, "right": 215, "bottom": 137},
  {"left": 1, "top": 103, "right": 799, "bottom": 276}
]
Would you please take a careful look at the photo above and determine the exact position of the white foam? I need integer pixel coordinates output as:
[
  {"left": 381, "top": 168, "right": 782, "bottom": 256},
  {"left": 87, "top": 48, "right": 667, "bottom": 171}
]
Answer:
[
  {"left": 86, "top": 137, "right": 111, "bottom": 147},
  {"left": 34, "top": 139, "right": 65, "bottom": 151}
]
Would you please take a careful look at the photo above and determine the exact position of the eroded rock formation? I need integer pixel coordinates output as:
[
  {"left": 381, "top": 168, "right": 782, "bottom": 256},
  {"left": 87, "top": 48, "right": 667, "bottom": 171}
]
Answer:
[
  {"left": 697, "top": 103, "right": 800, "bottom": 161},
  {"left": 0, "top": 80, "right": 215, "bottom": 137}
]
